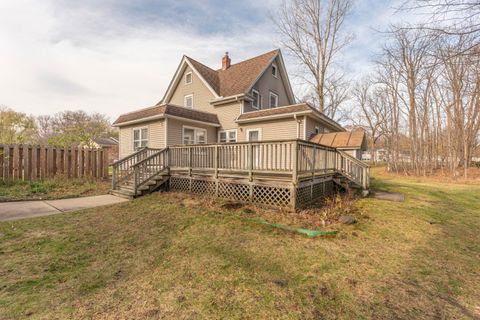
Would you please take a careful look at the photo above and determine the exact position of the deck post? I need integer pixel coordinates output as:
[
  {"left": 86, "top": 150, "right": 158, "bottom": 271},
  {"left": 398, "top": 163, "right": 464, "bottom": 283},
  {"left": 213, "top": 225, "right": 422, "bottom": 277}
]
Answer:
[
  {"left": 291, "top": 140, "right": 299, "bottom": 211},
  {"left": 188, "top": 146, "right": 192, "bottom": 177},
  {"left": 248, "top": 142, "right": 253, "bottom": 182},
  {"left": 214, "top": 145, "right": 218, "bottom": 178}
]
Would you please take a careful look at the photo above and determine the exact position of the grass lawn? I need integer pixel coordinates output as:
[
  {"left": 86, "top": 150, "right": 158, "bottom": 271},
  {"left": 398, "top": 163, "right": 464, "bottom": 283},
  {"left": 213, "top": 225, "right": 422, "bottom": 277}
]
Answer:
[
  {"left": 0, "top": 178, "right": 110, "bottom": 202},
  {"left": 1, "top": 170, "right": 479, "bottom": 319}
]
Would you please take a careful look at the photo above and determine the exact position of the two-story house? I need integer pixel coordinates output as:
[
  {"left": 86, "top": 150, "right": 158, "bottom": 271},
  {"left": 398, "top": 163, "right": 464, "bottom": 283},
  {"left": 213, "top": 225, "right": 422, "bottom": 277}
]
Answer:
[{"left": 112, "top": 49, "right": 362, "bottom": 158}]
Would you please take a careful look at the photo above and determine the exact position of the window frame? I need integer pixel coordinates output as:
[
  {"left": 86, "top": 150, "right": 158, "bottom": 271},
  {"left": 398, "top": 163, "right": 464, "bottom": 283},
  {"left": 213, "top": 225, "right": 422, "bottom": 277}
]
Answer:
[
  {"left": 218, "top": 129, "right": 237, "bottom": 143},
  {"left": 182, "top": 125, "right": 207, "bottom": 145},
  {"left": 246, "top": 128, "right": 262, "bottom": 142},
  {"left": 185, "top": 71, "right": 193, "bottom": 84},
  {"left": 314, "top": 126, "right": 321, "bottom": 134},
  {"left": 184, "top": 94, "right": 194, "bottom": 108},
  {"left": 251, "top": 89, "right": 260, "bottom": 110},
  {"left": 269, "top": 91, "right": 279, "bottom": 108},
  {"left": 272, "top": 63, "right": 278, "bottom": 78},
  {"left": 132, "top": 126, "right": 148, "bottom": 151}
]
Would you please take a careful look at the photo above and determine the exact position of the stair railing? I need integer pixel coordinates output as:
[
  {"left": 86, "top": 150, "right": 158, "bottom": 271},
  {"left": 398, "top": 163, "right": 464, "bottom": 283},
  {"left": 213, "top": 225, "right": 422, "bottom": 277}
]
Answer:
[
  {"left": 336, "top": 150, "right": 370, "bottom": 189},
  {"left": 131, "top": 148, "right": 169, "bottom": 194},
  {"left": 111, "top": 147, "right": 162, "bottom": 189}
]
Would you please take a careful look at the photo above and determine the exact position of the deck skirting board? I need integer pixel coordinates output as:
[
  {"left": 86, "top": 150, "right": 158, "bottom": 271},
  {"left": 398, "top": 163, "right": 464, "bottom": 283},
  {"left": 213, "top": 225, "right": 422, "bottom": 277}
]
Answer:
[{"left": 168, "top": 173, "right": 336, "bottom": 211}]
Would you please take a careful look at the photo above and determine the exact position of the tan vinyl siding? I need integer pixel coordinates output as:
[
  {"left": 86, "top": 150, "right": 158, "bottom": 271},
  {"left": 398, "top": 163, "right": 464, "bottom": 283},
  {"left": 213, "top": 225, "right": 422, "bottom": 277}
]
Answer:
[
  {"left": 166, "top": 117, "right": 217, "bottom": 145},
  {"left": 168, "top": 65, "right": 216, "bottom": 112},
  {"left": 213, "top": 101, "right": 242, "bottom": 132},
  {"left": 245, "top": 56, "right": 291, "bottom": 112},
  {"left": 118, "top": 119, "right": 165, "bottom": 158},
  {"left": 238, "top": 117, "right": 301, "bottom": 142}
]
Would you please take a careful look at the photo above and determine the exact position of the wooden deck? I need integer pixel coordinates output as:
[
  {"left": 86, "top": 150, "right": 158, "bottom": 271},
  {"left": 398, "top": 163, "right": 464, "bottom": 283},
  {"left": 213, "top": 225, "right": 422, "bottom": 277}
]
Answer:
[{"left": 111, "top": 139, "right": 369, "bottom": 210}]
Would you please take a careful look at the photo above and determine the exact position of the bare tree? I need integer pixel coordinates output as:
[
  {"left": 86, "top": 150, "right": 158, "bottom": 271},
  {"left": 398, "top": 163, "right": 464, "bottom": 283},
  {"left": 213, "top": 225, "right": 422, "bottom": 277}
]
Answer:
[{"left": 275, "top": 0, "right": 354, "bottom": 118}]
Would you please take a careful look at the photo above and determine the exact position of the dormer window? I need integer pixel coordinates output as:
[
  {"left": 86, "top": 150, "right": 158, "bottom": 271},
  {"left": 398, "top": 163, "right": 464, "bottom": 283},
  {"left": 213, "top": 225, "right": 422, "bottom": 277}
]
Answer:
[
  {"left": 185, "top": 72, "right": 192, "bottom": 84},
  {"left": 184, "top": 94, "right": 193, "bottom": 108},
  {"left": 315, "top": 126, "right": 320, "bottom": 134},
  {"left": 272, "top": 63, "right": 278, "bottom": 78},
  {"left": 269, "top": 91, "right": 278, "bottom": 108},
  {"left": 252, "top": 89, "right": 260, "bottom": 109}
]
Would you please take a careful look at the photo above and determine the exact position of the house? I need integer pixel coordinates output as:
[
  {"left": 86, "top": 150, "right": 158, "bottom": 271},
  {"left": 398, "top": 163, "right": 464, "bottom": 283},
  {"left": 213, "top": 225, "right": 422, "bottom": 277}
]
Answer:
[
  {"left": 113, "top": 50, "right": 346, "bottom": 157},
  {"left": 91, "top": 137, "right": 119, "bottom": 164},
  {"left": 111, "top": 49, "right": 369, "bottom": 210}
]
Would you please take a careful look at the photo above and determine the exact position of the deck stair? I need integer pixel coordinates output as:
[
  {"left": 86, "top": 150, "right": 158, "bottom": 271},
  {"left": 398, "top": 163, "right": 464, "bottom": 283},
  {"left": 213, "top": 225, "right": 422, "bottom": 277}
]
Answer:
[{"left": 111, "top": 140, "right": 370, "bottom": 209}]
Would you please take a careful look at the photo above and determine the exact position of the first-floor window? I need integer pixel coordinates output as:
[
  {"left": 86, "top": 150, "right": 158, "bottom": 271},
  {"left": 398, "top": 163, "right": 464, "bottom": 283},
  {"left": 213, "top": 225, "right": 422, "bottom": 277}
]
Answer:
[
  {"left": 133, "top": 127, "right": 148, "bottom": 150},
  {"left": 218, "top": 129, "right": 237, "bottom": 143},
  {"left": 183, "top": 126, "right": 206, "bottom": 144}
]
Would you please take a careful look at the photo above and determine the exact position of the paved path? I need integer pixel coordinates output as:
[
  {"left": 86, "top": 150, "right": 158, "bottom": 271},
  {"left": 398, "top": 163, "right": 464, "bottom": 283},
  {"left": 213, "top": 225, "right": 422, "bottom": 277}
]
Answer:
[{"left": 0, "top": 195, "right": 128, "bottom": 221}]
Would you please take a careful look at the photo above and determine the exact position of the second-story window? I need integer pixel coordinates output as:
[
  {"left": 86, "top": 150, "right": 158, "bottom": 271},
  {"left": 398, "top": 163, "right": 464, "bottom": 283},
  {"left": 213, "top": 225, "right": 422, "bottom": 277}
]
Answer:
[
  {"left": 272, "top": 63, "right": 278, "bottom": 78},
  {"left": 252, "top": 89, "right": 260, "bottom": 109},
  {"left": 184, "top": 94, "right": 193, "bottom": 108},
  {"left": 269, "top": 91, "right": 278, "bottom": 108},
  {"left": 185, "top": 72, "right": 192, "bottom": 84}
]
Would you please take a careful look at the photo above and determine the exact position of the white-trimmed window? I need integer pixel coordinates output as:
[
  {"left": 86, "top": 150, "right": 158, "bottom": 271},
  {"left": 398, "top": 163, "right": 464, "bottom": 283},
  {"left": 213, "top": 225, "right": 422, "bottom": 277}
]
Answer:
[
  {"left": 269, "top": 91, "right": 278, "bottom": 108},
  {"left": 246, "top": 128, "right": 262, "bottom": 142},
  {"left": 272, "top": 63, "right": 278, "bottom": 78},
  {"left": 183, "top": 126, "right": 206, "bottom": 144},
  {"left": 218, "top": 129, "right": 237, "bottom": 143},
  {"left": 133, "top": 127, "right": 148, "bottom": 151},
  {"left": 185, "top": 72, "right": 192, "bottom": 84},
  {"left": 184, "top": 94, "right": 194, "bottom": 108},
  {"left": 252, "top": 89, "right": 260, "bottom": 109},
  {"left": 314, "top": 126, "right": 321, "bottom": 134}
]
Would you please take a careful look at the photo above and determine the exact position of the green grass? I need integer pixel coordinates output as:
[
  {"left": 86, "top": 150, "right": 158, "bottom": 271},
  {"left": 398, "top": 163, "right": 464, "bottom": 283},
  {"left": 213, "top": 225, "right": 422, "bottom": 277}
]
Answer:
[
  {"left": 0, "top": 177, "right": 110, "bottom": 201},
  {"left": 1, "top": 171, "right": 479, "bottom": 319}
]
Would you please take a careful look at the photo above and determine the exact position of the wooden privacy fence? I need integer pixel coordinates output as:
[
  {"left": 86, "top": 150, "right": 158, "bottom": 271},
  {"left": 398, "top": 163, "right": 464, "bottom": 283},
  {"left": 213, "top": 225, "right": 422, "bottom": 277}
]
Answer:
[{"left": 0, "top": 144, "right": 109, "bottom": 181}]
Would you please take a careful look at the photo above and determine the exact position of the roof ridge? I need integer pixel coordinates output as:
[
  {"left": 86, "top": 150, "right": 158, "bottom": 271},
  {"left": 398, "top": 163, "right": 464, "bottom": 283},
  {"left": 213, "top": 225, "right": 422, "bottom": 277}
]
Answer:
[{"left": 215, "top": 49, "right": 279, "bottom": 72}]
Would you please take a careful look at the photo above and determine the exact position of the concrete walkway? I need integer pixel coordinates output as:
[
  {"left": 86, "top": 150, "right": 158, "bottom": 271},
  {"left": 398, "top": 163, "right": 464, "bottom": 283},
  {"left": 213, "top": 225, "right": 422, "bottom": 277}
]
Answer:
[{"left": 0, "top": 195, "right": 128, "bottom": 221}]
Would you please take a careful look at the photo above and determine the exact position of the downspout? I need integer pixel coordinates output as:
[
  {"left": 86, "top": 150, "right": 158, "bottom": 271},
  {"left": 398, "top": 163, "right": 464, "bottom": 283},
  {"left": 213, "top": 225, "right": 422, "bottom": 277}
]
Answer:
[{"left": 294, "top": 114, "right": 302, "bottom": 139}]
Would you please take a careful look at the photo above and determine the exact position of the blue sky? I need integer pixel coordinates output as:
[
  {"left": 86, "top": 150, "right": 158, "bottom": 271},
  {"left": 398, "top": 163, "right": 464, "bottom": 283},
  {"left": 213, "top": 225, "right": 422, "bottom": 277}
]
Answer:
[{"left": 0, "top": 0, "right": 412, "bottom": 120}]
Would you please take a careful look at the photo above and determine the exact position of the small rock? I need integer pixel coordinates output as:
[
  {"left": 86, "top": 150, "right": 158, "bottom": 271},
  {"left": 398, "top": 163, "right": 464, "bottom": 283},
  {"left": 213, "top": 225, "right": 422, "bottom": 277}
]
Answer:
[{"left": 338, "top": 215, "right": 357, "bottom": 225}]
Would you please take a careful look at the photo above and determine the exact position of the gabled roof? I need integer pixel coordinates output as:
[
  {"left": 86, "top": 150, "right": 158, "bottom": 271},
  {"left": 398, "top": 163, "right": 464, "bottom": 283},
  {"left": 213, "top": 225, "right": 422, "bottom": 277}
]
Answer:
[
  {"left": 93, "top": 137, "right": 118, "bottom": 146},
  {"left": 236, "top": 103, "right": 345, "bottom": 132},
  {"left": 309, "top": 129, "right": 367, "bottom": 150},
  {"left": 112, "top": 104, "right": 220, "bottom": 127},
  {"left": 162, "top": 49, "right": 295, "bottom": 103}
]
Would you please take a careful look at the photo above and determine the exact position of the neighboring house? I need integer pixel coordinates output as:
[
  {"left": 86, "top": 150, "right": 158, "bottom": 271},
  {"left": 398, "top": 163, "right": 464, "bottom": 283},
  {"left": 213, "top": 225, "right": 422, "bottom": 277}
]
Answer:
[
  {"left": 111, "top": 49, "right": 370, "bottom": 210},
  {"left": 113, "top": 50, "right": 346, "bottom": 158},
  {"left": 309, "top": 129, "right": 367, "bottom": 160},
  {"left": 91, "top": 137, "right": 119, "bottom": 164},
  {"left": 362, "top": 148, "right": 388, "bottom": 162}
]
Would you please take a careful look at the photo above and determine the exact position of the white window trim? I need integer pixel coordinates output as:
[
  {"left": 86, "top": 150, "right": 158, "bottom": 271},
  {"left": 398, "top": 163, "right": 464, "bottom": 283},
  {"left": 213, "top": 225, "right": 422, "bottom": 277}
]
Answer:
[
  {"left": 272, "top": 63, "right": 278, "bottom": 78},
  {"left": 269, "top": 91, "right": 279, "bottom": 108},
  {"left": 218, "top": 129, "right": 237, "bottom": 143},
  {"left": 246, "top": 128, "right": 262, "bottom": 141},
  {"left": 184, "top": 94, "right": 194, "bottom": 108},
  {"left": 182, "top": 125, "right": 207, "bottom": 144},
  {"left": 251, "top": 89, "right": 260, "bottom": 110},
  {"left": 185, "top": 71, "right": 193, "bottom": 84},
  {"left": 132, "top": 126, "right": 148, "bottom": 151}
]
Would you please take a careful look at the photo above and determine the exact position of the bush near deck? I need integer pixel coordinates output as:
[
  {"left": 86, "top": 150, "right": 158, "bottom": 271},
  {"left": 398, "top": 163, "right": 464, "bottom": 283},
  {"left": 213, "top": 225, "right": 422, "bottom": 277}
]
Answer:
[
  {"left": 0, "top": 171, "right": 479, "bottom": 319},
  {"left": 0, "top": 177, "right": 110, "bottom": 201}
]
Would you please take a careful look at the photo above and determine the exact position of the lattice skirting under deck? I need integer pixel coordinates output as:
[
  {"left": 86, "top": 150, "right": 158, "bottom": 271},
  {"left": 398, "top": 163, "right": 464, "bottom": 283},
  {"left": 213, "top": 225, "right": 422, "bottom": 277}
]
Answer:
[{"left": 169, "top": 175, "right": 335, "bottom": 210}]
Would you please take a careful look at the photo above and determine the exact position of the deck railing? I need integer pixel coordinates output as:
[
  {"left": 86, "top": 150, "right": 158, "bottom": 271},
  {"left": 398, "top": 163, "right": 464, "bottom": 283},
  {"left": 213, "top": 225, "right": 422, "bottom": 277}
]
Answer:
[
  {"left": 111, "top": 140, "right": 369, "bottom": 192},
  {"left": 111, "top": 147, "right": 162, "bottom": 189}
]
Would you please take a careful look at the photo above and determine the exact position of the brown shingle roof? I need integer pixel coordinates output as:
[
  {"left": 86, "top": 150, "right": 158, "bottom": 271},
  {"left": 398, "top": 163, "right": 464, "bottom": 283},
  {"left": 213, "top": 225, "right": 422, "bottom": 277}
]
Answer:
[
  {"left": 217, "top": 50, "right": 278, "bottom": 97},
  {"left": 309, "top": 129, "right": 366, "bottom": 149},
  {"left": 112, "top": 104, "right": 219, "bottom": 126},
  {"left": 237, "top": 103, "right": 312, "bottom": 120},
  {"left": 185, "top": 50, "right": 278, "bottom": 97}
]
